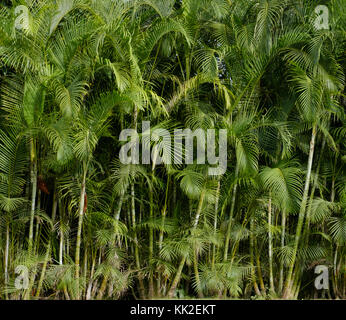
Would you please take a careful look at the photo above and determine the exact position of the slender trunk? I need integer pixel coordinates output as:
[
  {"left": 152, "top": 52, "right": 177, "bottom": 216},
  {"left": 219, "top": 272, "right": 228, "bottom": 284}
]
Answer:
[
  {"left": 34, "top": 190, "right": 41, "bottom": 255},
  {"left": 330, "top": 158, "right": 339, "bottom": 298},
  {"left": 24, "top": 139, "right": 37, "bottom": 300},
  {"left": 167, "top": 257, "right": 186, "bottom": 298},
  {"left": 304, "top": 137, "right": 325, "bottom": 241},
  {"left": 332, "top": 245, "right": 339, "bottom": 298},
  {"left": 115, "top": 193, "right": 124, "bottom": 221},
  {"left": 156, "top": 175, "right": 170, "bottom": 296},
  {"left": 75, "top": 169, "right": 87, "bottom": 299},
  {"left": 131, "top": 183, "right": 145, "bottom": 298},
  {"left": 86, "top": 256, "right": 96, "bottom": 300},
  {"left": 331, "top": 177, "right": 335, "bottom": 203},
  {"left": 167, "top": 189, "right": 206, "bottom": 298},
  {"left": 97, "top": 193, "right": 126, "bottom": 300},
  {"left": 250, "top": 219, "right": 261, "bottom": 296},
  {"left": 254, "top": 235, "right": 266, "bottom": 294},
  {"left": 114, "top": 192, "right": 125, "bottom": 248},
  {"left": 223, "top": 164, "right": 239, "bottom": 261},
  {"left": 158, "top": 175, "right": 170, "bottom": 251},
  {"left": 148, "top": 188, "right": 154, "bottom": 298},
  {"left": 212, "top": 179, "right": 221, "bottom": 268},
  {"left": 51, "top": 181, "right": 58, "bottom": 224},
  {"left": 97, "top": 273, "right": 109, "bottom": 300},
  {"left": 35, "top": 241, "right": 51, "bottom": 297},
  {"left": 59, "top": 212, "right": 64, "bottom": 266},
  {"left": 268, "top": 196, "right": 275, "bottom": 294},
  {"left": 24, "top": 268, "right": 37, "bottom": 300},
  {"left": 130, "top": 103, "right": 145, "bottom": 298},
  {"left": 36, "top": 193, "right": 57, "bottom": 298},
  {"left": 283, "top": 125, "right": 317, "bottom": 298},
  {"left": 28, "top": 139, "right": 37, "bottom": 255},
  {"left": 97, "top": 193, "right": 126, "bottom": 299},
  {"left": 193, "top": 249, "right": 203, "bottom": 298},
  {"left": 63, "top": 286, "right": 70, "bottom": 300},
  {"left": 4, "top": 222, "right": 9, "bottom": 288},
  {"left": 58, "top": 199, "right": 64, "bottom": 266},
  {"left": 83, "top": 248, "right": 88, "bottom": 298},
  {"left": 279, "top": 209, "right": 286, "bottom": 293}
]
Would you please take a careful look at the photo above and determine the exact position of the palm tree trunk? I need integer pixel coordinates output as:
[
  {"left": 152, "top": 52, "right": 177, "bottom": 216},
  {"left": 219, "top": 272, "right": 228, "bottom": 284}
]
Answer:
[
  {"left": 148, "top": 188, "right": 154, "bottom": 298},
  {"left": 158, "top": 175, "right": 170, "bottom": 250},
  {"left": 115, "top": 193, "right": 124, "bottom": 221},
  {"left": 304, "top": 137, "right": 325, "bottom": 241},
  {"left": 4, "top": 221, "right": 9, "bottom": 288},
  {"left": 97, "top": 273, "right": 109, "bottom": 300},
  {"left": 75, "top": 168, "right": 87, "bottom": 299},
  {"left": 268, "top": 196, "right": 275, "bottom": 294},
  {"left": 283, "top": 125, "right": 317, "bottom": 298},
  {"left": 51, "top": 181, "right": 58, "bottom": 223},
  {"left": 157, "top": 174, "right": 170, "bottom": 296},
  {"left": 250, "top": 218, "right": 261, "bottom": 296},
  {"left": 58, "top": 200, "right": 64, "bottom": 265},
  {"left": 35, "top": 241, "right": 51, "bottom": 297},
  {"left": 28, "top": 139, "right": 37, "bottom": 255},
  {"left": 193, "top": 248, "right": 203, "bottom": 298},
  {"left": 167, "top": 189, "right": 206, "bottom": 298},
  {"left": 223, "top": 164, "right": 239, "bottom": 261},
  {"left": 131, "top": 183, "right": 145, "bottom": 298},
  {"left": 255, "top": 235, "right": 266, "bottom": 294},
  {"left": 36, "top": 193, "right": 57, "bottom": 298},
  {"left": 34, "top": 190, "right": 41, "bottom": 255},
  {"left": 59, "top": 227, "right": 64, "bottom": 265},
  {"left": 167, "top": 256, "right": 186, "bottom": 298},
  {"left": 86, "top": 256, "right": 96, "bottom": 300},
  {"left": 97, "top": 192, "right": 126, "bottom": 300},
  {"left": 212, "top": 179, "right": 220, "bottom": 268},
  {"left": 279, "top": 209, "right": 286, "bottom": 293}
]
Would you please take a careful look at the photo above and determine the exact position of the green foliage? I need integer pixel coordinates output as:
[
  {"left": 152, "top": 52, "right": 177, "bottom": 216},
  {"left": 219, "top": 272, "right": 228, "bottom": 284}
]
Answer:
[{"left": 0, "top": 0, "right": 344, "bottom": 300}]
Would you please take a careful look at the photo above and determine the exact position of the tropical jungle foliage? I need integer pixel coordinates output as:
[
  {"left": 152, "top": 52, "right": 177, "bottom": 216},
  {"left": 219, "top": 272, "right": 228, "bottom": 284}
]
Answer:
[{"left": 0, "top": 0, "right": 345, "bottom": 300}]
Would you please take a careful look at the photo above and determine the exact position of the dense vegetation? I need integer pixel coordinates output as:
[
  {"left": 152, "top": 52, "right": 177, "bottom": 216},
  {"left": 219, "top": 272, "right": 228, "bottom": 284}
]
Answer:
[{"left": 0, "top": 0, "right": 345, "bottom": 300}]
